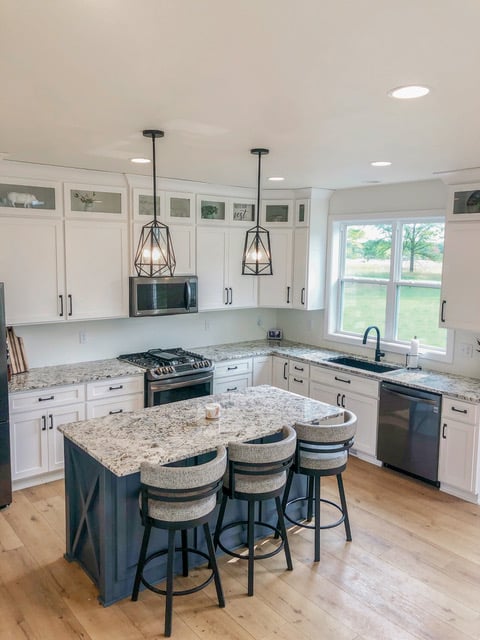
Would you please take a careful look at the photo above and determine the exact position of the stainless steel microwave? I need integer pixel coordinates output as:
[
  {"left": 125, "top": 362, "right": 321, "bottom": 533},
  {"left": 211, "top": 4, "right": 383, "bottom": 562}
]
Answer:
[{"left": 129, "top": 276, "right": 198, "bottom": 317}]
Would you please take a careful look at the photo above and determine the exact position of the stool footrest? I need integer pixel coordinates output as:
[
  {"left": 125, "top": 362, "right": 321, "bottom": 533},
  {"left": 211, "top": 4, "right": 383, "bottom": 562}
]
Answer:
[
  {"left": 140, "top": 547, "right": 215, "bottom": 597},
  {"left": 217, "top": 520, "right": 286, "bottom": 561},
  {"left": 284, "top": 496, "right": 346, "bottom": 531}
]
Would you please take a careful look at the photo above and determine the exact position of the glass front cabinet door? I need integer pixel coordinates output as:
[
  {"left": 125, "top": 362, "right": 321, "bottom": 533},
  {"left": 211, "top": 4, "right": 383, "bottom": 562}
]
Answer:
[
  {"left": 448, "top": 184, "right": 480, "bottom": 221},
  {"left": 261, "top": 200, "right": 293, "bottom": 226}
]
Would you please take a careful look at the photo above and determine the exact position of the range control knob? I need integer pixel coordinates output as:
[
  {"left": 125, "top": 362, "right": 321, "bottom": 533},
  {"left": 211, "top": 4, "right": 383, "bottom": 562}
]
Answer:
[{"left": 193, "top": 362, "right": 198, "bottom": 369}]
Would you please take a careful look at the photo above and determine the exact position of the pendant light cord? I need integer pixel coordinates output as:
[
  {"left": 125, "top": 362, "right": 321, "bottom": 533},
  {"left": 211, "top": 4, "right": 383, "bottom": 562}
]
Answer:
[
  {"left": 152, "top": 134, "right": 157, "bottom": 224},
  {"left": 256, "top": 151, "right": 261, "bottom": 229}
]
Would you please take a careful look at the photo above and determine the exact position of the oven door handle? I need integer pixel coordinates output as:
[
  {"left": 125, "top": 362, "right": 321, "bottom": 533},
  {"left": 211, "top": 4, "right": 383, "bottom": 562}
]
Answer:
[
  {"left": 383, "top": 387, "right": 439, "bottom": 406},
  {"left": 150, "top": 373, "right": 213, "bottom": 392}
]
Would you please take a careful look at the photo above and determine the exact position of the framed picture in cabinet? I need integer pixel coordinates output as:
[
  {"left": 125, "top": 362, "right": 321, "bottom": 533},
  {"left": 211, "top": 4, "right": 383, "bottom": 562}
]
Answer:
[
  {"left": 196, "top": 195, "right": 227, "bottom": 223},
  {"left": 0, "top": 177, "right": 60, "bottom": 216},
  {"left": 231, "top": 198, "right": 256, "bottom": 225},
  {"left": 64, "top": 183, "right": 127, "bottom": 219},
  {"left": 447, "top": 183, "right": 480, "bottom": 221},
  {"left": 165, "top": 191, "right": 194, "bottom": 224},
  {"left": 132, "top": 188, "right": 164, "bottom": 221}
]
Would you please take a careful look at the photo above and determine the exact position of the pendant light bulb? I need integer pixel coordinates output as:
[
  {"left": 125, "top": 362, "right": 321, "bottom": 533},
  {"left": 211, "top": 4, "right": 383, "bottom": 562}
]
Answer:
[
  {"left": 242, "top": 148, "right": 273, "bottom": 276},
  {"left": 134, "top": 129, "right": 176, "bottom": 277}
]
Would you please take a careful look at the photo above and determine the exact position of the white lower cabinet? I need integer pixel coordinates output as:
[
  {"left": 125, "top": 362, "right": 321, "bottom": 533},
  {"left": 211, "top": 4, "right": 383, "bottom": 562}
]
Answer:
[
  {"left": 86, "top": 375, "right": 144, "bottom": 418},
  {"left": 439, "top": 396, "right": 479, "bottom": 500},
  {"left": 252, "top": 356, "right": 272, "bottom": 386},
  {"left": 213, "top": 358, "right": 252, "bottom": 394},
  {"left": 272, "top": 356, "right": 289, "bottom": 390},
  {"left": 288, "top": 360, "right": 310, "bottom": 397},
  {"left": 9, "top": 385, "right": 86, "bottom": 485},
  {"left": 309, "top": 365, "right": 379, "bottom": 462}
]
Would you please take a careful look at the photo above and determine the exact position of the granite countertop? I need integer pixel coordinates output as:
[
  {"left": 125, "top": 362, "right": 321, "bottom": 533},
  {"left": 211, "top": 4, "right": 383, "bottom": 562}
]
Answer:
[
  {"left": 8, "top": 358, "right": 144, "bottom": 393},
  {"left": 8, "top": 339, "right": 480, "bottom": 402},
  {"left": 59, "top": 385, "right": 343, "bottom": 477}
]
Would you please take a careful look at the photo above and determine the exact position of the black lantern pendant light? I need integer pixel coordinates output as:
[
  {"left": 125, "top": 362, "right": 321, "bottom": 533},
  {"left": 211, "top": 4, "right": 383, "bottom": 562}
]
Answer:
[
  {"left": 134, "top": 129, "right": 176, "bottom": 277},
  {"left": 242, "top": 148, "right": 273, "bottom": 275}
]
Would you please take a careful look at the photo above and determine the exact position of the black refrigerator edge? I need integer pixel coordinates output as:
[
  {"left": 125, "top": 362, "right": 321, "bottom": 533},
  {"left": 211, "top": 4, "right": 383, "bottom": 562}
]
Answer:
[{"left": 0, "top": 283, "right": 12, "bottom": 507}]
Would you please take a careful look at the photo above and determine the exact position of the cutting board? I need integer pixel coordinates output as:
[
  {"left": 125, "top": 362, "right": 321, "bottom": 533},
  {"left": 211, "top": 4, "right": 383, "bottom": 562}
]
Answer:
[{"left": 6, "top": 326, "right": 29, "bottom": 374}]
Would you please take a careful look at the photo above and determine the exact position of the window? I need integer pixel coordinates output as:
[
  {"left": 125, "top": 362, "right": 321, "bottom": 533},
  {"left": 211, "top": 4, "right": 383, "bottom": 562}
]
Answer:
[{"left": 330, "top": 218, "right": 448, "bottom": 356}]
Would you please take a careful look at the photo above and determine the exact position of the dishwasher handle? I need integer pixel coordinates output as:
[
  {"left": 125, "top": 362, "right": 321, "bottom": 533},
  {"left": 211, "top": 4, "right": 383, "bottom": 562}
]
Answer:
[{"left": 382, "top": 386, "right": 439, "bottom": 407}]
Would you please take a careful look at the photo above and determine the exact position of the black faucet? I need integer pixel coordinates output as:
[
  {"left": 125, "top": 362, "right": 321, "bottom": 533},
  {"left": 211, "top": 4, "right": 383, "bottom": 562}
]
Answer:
[{"left": 362, "top": 325, "right": 385, "bottom": 362}]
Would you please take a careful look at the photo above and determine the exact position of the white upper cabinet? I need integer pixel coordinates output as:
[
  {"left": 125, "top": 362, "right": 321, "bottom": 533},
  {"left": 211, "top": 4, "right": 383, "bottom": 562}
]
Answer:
[
  {"left": 230, "top": 197, "right": 257, "bottom": 226},
  {"left": 440, "top": 221, "right": 480, "bottom": 331},
  {"left": 258, "top": 228, "right": 293, "bottom": 308},
  {"left": 294, "top": 199, "right": 310, "bottom": 226},
  {"left": 196, "top": 195, "right": 228, "bottom": 224},
  {"left": 196, "top": 226, "right": 257, "bottom": 310},
  {"left": 165, "top": 192, "right": 195, "bottom": 225},
  {"left": 260, "top": 199, "right": 293, "bottom": 227},
  {"left": 64, "top": 183, "right": 127, "bottom": 220}
]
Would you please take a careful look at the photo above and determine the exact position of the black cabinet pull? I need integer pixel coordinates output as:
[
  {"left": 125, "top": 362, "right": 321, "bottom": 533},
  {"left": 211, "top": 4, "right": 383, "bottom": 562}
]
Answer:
[
  {"left": 301, "top": 287, "right": 305, "bottom": 305},
  {"left": 109, "top": 409, "right": 123, "bottom": 415},
  {"left": 109, "top": 385, "right": 124, "bottom": 391},
  {"left": 226, "top": 386, "right": 238, "bottom": 391},
  {"left": 294, "top": 365, "right": 304, "bottom": 372},
  {"left": 286, "top": 286, "right": 291, "bottom": 304},
  {"left": 229, "top": 287, "right": 233, "bottom": 305},
  {"left": 451, "top": 406, "right": 468, "bottom": 414},
  {"left": 59, "top": 294, "right": 64, "bottom": 317},
  {"left": 224, "top": 288, "right": 229, "bottom": 305},
  {"left": 293, "top": 377, "right": 303, "bottom": 383},
  {"left": 336, "top": 393, "right": 341, "bottom": 406},
  {"left": 68, "top": 294, "right": 73, "bottom": 316},
  {"left": 38, "top": 395, "right": 54, "bottom": 402},
  {"left": 49, "top": 414, "right": 54, "bottom": 430},
  {"left": 441, "top": 300, "right": 446, "bottom": 323},
  {"left": 341, "top": 394, "right": 346, "bottom": 408},
  {"left": 334, "top": 376, "right": 351, "bottom": 384},
  {"left": 227, "top": 366, "right": 238, "bottom": 371},
  {"left": 283, "top": 362, "right": 288, "bottom": 380},
  {"left": 442, "top": 423, "right": 447, "bottom": 439},
  {"left": 41, "top": 415, "right": 47, "bottom": 431}
]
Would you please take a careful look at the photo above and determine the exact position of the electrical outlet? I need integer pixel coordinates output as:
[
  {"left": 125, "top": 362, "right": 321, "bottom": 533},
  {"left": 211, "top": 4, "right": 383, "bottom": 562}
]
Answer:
[
  {"left": 257, "top": 316, "right": 262, "bottom": 327},
  {"left": 459, "top": 342, "right": 473, "bottom": 358},
  {"left": 79, "top": 331, "right": 87, "bottom": 344},
  {"left": 307, "top": 318, "right": 314, "bottom": 331},
  {"left": 204, "top": 319, "right": 210, "bottom": 331}
]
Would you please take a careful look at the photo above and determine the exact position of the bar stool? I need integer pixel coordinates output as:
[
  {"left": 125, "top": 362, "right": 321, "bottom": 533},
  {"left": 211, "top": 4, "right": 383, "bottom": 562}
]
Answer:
[
  {"left": 131, "top": 447, "right": 227, "bottom": 637},
  {"left": 213, "top": 426, "right": 296, "bottom": 596},
  {"left": 282, "top": 410, "right": 357, "bottom": 562}
]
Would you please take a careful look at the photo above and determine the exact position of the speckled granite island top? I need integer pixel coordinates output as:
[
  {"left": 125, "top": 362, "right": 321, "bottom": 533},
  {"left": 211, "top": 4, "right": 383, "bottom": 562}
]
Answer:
[{"left": 59, "top": 385, "right": 342, "bottom": 477}]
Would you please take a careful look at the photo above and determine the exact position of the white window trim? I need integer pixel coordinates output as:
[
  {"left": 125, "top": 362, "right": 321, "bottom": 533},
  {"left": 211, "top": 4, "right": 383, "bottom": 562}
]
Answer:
[{"left": 324, "top": 211, "right": 454, "bottom": 364}]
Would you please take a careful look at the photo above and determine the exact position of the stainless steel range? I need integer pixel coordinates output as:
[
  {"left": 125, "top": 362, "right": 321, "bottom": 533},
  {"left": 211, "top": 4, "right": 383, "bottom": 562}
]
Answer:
[{"left": 118, "top": 348, "right": 214, "bottom": 407}]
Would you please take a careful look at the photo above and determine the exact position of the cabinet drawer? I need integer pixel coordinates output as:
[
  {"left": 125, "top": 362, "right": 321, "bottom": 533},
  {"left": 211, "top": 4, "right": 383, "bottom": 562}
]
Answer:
[
  {"left": 9, "top": 384, "right": 85, "bottom": 413},
  {"left": 288, "top": 360, "right": 310, "bottom": 377},
  {"left": 213, "top": 374, "right": 251, "bottom": 394},
  {"left": 86, "top": 376, "right": 144, "bottom": 401},
  {"left": 310, "top": 365, "right": 379, "bottom": 398},
  {"left": 214, "top": 359, "right": 252, "bottom": 379},
  {"left": 86, "top": 394, "right": 144, "bottom": 419},
  {"left": 442, "top": 396, "right": 478, "bottom": 425},
  {"left": 289, "top": 375, "right": 309, "bottom": 397}
]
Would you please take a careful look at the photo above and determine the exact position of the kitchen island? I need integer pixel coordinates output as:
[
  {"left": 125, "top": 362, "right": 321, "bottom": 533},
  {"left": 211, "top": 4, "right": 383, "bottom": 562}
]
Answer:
[{"left": 59, "top": 385, "right": 342, "bottom": 605}]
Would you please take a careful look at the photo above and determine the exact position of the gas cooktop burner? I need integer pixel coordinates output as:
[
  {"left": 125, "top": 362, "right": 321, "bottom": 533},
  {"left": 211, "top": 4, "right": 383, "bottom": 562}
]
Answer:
[{"left": 118, "top": 347, "right": 213, "bottom": 381}]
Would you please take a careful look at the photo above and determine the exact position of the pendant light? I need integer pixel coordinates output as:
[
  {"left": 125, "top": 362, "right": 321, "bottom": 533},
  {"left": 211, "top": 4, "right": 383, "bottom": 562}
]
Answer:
[
  {"left": 134, "top": 129, "right": 176, "bottom": 277},
  {"left": 242, "top": 148, "right": 273, "bottom": 275}
]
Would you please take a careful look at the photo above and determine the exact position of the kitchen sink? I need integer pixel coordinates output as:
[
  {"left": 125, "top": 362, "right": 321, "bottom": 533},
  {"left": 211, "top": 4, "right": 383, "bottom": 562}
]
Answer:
[{"left": 325, "top": 355, "right": 402, "bottom": 374}]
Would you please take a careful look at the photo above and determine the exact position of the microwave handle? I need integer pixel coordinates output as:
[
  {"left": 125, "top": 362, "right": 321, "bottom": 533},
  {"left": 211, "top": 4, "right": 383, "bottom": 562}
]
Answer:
[{"left": 184, "top": 280, "right": 191, "bottom": 311}]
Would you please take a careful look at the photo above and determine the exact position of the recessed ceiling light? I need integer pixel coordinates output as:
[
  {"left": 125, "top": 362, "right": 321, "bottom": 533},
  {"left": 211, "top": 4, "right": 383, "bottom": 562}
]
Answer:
[
  {"left": 363, "top": 180, "right": 381, "bottom": 184},
  {"left": 268, "top": 176, "right": 285, "bottom": 182},
  {"left": 370, "top": 161, "right": 392, "bottom": 167},
  {"left": 388, "top": 85, "right": 430, "bottom": 99},
  {"left": 130, "top": 157, "right": 151, "bottom": 164}
]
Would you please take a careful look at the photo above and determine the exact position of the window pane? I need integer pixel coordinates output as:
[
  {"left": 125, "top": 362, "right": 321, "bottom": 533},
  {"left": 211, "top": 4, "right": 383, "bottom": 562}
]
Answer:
[
  {"left": 397, "top": 286, "right": 446, "bottom": 349},
  {"left": 401, "top": 223, "right": 444, "bottom": 282},
  {"left": 345, "top": 224, "right": 392, "bottom": 278},
  {"left": 341, "top": 282, "right": 387, "bottom": 335}
]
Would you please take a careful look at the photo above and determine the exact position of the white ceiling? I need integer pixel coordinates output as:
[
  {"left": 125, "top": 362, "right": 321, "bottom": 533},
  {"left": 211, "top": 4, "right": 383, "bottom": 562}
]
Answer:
[{"left": 1, "top": 0, "right": 479, "bottom": 191}]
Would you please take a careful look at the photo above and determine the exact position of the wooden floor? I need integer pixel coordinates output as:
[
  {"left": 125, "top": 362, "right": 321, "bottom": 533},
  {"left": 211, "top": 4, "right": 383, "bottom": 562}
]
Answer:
[{"left": 1, "top": 457, "right": 480, "bottom": 640}]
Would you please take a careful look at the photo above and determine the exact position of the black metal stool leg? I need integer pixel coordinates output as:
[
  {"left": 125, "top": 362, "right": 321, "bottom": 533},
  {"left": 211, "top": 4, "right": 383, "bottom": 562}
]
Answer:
[
  {"left": 275, "top": 496, "right": 293, "bottom": 571},
  {"left": 337, "top": 473, "right": 352, "bottom": 541},
  {"left": 203, "top": 522, "right": 225, "bottom": 607},
  {"left": 314, "top": 475, "right": 321, "bottom": 562},
  {"left": 164, "top": 529, "right": 176, "bottom": 637},
  {"left": 213, "top": 493, "right": 228, "bottom": 549},
  {"left": 247, "top": 500, "right": 255, "bottom": 596},
  {"left": 307, "top": 476, "right": 314, "bottom": 521},
  {"left": 131, "top": 521, "right": 151, "bottom": 601},
  {"left": 181, "top": 529, "right": 189, "bottom": 576}
]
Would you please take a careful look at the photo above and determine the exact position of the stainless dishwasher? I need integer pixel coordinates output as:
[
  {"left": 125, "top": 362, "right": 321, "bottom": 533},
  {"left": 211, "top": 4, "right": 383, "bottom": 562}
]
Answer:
[{"left": 377, "top": 381, "right": 441, "bottom": 485}]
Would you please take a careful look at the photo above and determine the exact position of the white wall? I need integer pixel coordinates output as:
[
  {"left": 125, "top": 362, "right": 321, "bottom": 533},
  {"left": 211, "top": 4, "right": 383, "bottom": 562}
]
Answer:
[{"left": 16, "top": 308, "right": 277, "bottom": 368}]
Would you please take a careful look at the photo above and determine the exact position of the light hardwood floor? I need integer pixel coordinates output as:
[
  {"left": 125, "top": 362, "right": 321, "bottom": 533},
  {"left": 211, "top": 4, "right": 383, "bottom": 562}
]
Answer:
[{"left": 1, "top": 457, "right": 480, "bottom": 640}]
